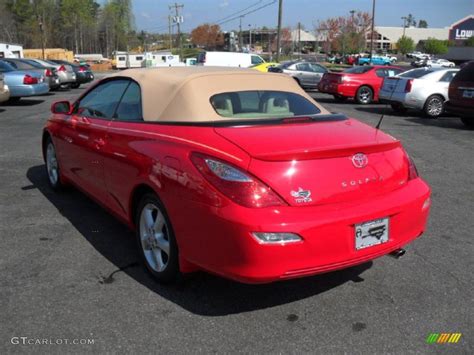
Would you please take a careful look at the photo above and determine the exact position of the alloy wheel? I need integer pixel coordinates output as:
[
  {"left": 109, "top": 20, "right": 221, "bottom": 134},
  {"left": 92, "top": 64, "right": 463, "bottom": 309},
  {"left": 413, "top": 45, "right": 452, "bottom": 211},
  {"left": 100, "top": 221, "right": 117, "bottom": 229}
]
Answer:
[
  {"left": 426, "top": 96, "right": 443, "bottom": 117},
  {"left": 139, "top": 203, "right": 170, "bottom": 272},
  {"left": 46, "top": 142, "right": 59, "bottom": 186},
  {"left": 357, "top": 87, "right": 372, "bottom": 104}
]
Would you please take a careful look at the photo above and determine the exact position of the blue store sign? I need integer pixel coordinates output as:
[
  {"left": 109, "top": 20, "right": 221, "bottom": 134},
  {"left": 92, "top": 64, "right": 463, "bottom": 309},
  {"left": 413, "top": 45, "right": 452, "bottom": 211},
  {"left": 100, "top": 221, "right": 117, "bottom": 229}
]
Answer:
[{"left": 449, "top": 15, "right": 474, "bottom": 41}]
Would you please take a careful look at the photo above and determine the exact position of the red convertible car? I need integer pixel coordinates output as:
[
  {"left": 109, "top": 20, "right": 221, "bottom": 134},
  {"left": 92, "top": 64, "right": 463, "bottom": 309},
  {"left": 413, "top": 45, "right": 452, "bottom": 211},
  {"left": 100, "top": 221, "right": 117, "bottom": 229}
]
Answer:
[
  {"left": 42, "top": 67, "right": 431, "bottom": 284},
  {"left": 318, "top": 65, "right": 403, "bottom": 104}
]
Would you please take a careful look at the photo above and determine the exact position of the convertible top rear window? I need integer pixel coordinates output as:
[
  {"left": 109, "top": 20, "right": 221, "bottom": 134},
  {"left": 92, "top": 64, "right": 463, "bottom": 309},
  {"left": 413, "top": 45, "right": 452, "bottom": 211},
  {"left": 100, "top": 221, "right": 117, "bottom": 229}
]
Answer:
[{"left": 210, "top": 91, "right": 321, "bottom": 119}]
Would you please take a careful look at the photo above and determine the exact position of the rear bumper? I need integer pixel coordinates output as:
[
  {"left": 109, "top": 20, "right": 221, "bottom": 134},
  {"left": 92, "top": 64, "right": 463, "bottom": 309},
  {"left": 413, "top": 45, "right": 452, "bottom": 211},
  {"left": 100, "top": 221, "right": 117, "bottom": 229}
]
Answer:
[
  {"left": 318, "top": 82, "right": 357, "bottom": 98},
  {"left": 57, "top": 72, "right": 76, "bottom": 84},
  {"left": 444, "top": 101, "right": 474, "bottom": 118},
  {"left": 379, "top": 90, "right": 424, "bottom": 110},
  {"left": 0, "top": 85, "right": 10, "bottom": 103},
  {"left": 9, "top": 83, "right": 49, "bottom": 98},
  {"left": 48, "top": 76, "right": 61, "bottom": 89},
  {"left": 173, "top": 178, "right": 431, "bottom": 283},
  {"left": 75, "top": 71, "right": 94, "bottom": 84}
]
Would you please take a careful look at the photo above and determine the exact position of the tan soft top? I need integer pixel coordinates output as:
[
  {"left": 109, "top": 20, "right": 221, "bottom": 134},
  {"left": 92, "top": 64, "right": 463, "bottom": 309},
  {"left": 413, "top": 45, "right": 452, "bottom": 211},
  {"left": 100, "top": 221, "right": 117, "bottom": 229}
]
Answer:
[{"left": 112, "top": 67, "right": 328, "bottom": 122}]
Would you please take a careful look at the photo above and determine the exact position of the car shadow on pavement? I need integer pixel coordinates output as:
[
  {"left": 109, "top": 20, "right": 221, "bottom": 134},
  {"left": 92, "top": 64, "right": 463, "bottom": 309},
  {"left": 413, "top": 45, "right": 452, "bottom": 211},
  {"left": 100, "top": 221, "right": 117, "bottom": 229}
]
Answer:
[
  {"left": 2, "top": 99, "right": 45, "bottom": 106},
  {"left": 27, "top": 164, "right": 372, "bottom": 316}
]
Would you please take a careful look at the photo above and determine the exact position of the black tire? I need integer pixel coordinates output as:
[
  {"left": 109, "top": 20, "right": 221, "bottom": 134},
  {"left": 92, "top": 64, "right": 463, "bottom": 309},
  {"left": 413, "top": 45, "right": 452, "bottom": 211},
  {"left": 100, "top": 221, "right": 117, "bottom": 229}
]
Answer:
[
  {"left": 390, "top": 103, "right": 407, "bottom": 113},
  {"left": 355, "top": 86, "right": 373, "bottom": 104},
  {"left": 135, "top": 193, "right": 180, "bottom": 283},
  {"left": 333, "top": 94, "right": 347, "bottom": 102},
  {"left": 423, "top": 95, "right": 444, "bottom": 118},
  {"left": 70, "top": 83, "right": 80, "bottom": 89},
  {"left": 460, "top": 117, "right": 474, "bottom": 129},
  {"left": 44, "top": 137, "right": 65, "bottom": 191}
]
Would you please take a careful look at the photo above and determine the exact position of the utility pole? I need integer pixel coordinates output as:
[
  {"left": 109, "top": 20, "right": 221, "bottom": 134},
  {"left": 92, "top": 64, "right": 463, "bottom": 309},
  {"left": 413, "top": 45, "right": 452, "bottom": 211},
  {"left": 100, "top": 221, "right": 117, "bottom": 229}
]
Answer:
[
  {"left": 248, "top": 24, "right": 252, "bottom": 50},
  {"left": 401, "top": 16, "right": 407, "bottom": 37},
  {"left": 297, "top": 22, "right": 301, "bottom": 55},
  {"left": 169, "top": 3, "right": 184, "bottom": 60},
  {"left": 239, "top": 16, "right": 243, "bottom": 51},
  {"left": 168, "top": 15, "right": 172, "bottom": 50},
  {"left": 38, "top": 16, "right": 45, "bottom": 60},
  {"left": 275, "top": 0, "right": 283, "bottom": 62},
  {"left": 369, "top": 0, "right": 376, "bottom": 60}
]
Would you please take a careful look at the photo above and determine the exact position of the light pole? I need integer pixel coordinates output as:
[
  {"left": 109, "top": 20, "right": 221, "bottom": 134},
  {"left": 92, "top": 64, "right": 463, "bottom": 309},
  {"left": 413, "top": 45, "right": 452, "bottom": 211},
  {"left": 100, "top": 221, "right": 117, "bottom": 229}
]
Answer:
[{"left": 369, "top": 0, "right": 376, "bottom": 60}]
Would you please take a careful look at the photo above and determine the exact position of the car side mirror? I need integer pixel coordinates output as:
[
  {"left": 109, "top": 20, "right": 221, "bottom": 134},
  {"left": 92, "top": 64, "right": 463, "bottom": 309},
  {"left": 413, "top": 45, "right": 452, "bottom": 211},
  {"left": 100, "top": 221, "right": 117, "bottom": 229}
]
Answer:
[{"left": 51, "top": 100, "right": 72, "bottom": 114}]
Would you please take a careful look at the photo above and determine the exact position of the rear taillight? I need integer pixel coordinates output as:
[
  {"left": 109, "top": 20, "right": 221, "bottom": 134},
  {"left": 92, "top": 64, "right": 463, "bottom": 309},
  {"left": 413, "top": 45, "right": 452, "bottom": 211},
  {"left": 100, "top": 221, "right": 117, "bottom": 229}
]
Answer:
[
  {"left": 58, "top": 65, "right": 66, "bottom": 72},
  {"left": 405, "top": 79, "right": 413, "bottom": 93},
  {"left": 23, "top": 75, "right": 38, "bottom": 85},
  {"left": 190, "top": 153, "right": 286, "bottom": 208},
  {"left": 78, "top": 66, "right": 86, "bottom": 72},
  {"left": 407, "top": 156, "right": 419, "bottom": 181},
  {"left": 45, "top": 69, "right": 52, "bottom": 77}
]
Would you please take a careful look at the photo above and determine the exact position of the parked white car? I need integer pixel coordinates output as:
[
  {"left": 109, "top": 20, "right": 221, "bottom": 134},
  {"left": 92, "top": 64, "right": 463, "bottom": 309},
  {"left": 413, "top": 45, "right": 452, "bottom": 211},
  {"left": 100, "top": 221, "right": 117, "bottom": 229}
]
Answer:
[
  {"left": 379, "top": 67, "right": 459, "bottom": 118},
  {"left": 428, "top": 59, "right": 456, "bottom": 68}
]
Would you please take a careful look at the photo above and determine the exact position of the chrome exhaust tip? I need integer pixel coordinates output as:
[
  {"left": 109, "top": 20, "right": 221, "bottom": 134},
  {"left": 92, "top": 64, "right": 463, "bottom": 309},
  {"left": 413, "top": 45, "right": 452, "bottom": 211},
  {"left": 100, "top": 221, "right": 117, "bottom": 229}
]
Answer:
[{"left": 389, "top": 248, "right": 406, "bottom": 259}]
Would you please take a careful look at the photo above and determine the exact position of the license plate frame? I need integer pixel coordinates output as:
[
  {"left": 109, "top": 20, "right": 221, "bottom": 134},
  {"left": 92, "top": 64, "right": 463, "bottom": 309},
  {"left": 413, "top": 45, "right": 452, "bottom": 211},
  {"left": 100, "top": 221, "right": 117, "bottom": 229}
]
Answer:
[
  {"left": 462, "top": 90, "right": 474, "bottom": 98},
  {"left": 355, "top": 217, "right": 389, "bottom": 250}
]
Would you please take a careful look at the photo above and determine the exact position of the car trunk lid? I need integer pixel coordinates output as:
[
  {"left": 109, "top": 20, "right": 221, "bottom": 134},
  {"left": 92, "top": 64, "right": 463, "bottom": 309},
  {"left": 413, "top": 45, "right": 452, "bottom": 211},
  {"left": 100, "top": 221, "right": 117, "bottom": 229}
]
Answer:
[
  {"left": 215, "top": 119, "right": 409, "bottom": 206},
  {"left": 320, "top": 72, "right": 343, "bottom": 85}
]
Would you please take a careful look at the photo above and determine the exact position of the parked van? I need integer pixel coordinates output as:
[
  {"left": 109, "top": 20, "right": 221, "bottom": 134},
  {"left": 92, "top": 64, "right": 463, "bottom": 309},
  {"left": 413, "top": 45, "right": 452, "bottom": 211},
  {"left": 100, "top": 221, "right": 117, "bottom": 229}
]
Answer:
[{"left": 197, "top": 51, "right": 265, "bottom": 68}]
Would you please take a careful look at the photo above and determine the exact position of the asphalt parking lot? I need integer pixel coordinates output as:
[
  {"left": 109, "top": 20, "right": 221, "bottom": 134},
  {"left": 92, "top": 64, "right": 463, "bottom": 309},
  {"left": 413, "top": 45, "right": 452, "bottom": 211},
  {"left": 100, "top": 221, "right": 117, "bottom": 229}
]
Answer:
[{"left": 0, "top": 79, "right": 472, "bottom": 353}]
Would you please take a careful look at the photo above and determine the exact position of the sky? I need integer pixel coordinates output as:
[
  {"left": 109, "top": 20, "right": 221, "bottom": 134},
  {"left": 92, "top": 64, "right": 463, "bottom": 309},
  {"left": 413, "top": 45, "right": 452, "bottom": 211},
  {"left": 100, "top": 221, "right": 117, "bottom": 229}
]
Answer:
[{"left": 132, "top": 0, "right": 474, "bottom": 33}]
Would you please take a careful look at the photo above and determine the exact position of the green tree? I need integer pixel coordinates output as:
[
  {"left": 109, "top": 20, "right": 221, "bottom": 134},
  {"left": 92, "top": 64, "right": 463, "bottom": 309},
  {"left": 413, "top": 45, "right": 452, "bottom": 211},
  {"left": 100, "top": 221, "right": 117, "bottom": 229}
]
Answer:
[
  {"left": 423, "top": 38, "right": 449, "bottom": 55},
  {"left": 406, "top": 14, "right": 416, "bottom": 27},
  {"left": 396, "top": 35, "right": 415, "bottom": 54},
  {"left": 418, "top": 20, "right": 428, "bottom": 28}
]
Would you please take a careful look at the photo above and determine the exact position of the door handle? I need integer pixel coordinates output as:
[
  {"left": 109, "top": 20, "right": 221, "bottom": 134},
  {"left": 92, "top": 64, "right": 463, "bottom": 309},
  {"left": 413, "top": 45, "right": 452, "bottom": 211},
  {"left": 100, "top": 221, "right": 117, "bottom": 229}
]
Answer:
[
  {"left": 94, "top": 138, "right": 105, "bottom": 149},
  {"left": 77, "top": 116, "right": 91, "bottom": 125}
]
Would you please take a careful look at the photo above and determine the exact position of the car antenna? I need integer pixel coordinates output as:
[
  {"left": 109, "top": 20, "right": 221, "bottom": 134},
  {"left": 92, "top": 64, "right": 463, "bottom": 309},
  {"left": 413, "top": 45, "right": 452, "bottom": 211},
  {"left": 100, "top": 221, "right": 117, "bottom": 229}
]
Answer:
[
  {"left": 376, "top": 114, "right": 384, "bottom": 129},
  {"left": 376, "top": 71, "right": 399, "bottom": 130}
]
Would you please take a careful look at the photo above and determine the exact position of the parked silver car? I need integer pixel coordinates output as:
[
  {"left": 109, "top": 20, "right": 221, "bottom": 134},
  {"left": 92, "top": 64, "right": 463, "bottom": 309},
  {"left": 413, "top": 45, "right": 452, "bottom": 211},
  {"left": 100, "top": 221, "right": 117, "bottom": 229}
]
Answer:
[
  {"left": 28, "top": 58, "right": 76, "bottom": 87},
  {"left": 379, "top": 67, "right": 459, "bottom": 118},
  {"left": 269, "top": 61, "right": 328, "bottom": 90},
  {"left": 0, "top": 72, "right": 11, "bottom": 103}
]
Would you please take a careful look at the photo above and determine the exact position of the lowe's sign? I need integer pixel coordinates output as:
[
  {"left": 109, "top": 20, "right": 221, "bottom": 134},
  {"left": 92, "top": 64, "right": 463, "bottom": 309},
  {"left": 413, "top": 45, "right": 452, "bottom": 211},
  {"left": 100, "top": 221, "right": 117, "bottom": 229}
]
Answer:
[{"left": 449, "top": 16, "right": 474, "bottom": 41}]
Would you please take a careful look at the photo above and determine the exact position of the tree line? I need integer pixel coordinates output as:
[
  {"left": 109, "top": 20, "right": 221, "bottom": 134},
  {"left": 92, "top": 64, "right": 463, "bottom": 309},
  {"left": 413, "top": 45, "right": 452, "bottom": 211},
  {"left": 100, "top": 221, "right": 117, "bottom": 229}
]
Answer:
[{"left": 0, "top": 0, "right": 136, "bottom": 57}]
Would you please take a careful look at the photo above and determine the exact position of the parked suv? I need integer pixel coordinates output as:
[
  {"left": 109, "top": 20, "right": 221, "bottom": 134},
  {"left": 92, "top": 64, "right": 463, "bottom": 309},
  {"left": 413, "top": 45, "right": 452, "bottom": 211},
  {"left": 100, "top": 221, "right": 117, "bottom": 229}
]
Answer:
[{"left": 444, "top": 61, "right": 474, "bottom": 129}]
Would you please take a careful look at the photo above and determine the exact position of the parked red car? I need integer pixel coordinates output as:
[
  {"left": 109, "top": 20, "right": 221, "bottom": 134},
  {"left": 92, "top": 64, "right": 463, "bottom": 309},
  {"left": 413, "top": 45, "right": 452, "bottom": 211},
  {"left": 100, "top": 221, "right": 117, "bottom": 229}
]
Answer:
[
  {"left": 42, "top": 67, "right": 431, "bottom": 284},
  {"left": 318, "top": 65, "right": 404, "bottom": 104}
]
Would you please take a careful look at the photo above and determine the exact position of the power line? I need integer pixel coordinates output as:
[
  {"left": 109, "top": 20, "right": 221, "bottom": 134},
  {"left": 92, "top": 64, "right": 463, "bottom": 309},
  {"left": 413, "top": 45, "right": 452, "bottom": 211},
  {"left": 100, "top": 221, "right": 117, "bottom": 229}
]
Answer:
[
  {"left": 216, "top": 0, "right": 277, "bottom": 26},
  {"left": 213, "top": 0, "right": 264, "bottom": 24}
]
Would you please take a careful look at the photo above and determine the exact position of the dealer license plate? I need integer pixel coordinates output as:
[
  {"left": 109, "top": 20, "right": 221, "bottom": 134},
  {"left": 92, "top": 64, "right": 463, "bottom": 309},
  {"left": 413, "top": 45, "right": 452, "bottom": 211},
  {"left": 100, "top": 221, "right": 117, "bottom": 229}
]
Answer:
[
  {"left": 355, "top": 217, "right": 389, "bottom": 250},
  {"left": 462, "top": 89, "right": 474, "bottom": 98}
]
